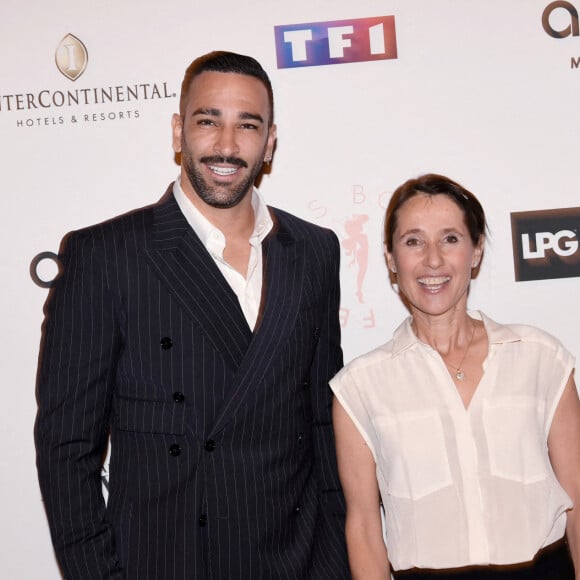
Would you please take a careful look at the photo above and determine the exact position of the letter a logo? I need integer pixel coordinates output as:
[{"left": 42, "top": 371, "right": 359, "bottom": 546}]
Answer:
[{"left": 55, "top": 34, "right": 88, "bottom": 81}]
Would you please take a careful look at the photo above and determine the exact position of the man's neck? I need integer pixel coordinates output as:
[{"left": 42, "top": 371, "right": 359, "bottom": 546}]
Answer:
[
  {"left": 183, "top": 185, "right": 255, "bottom": 240},
  {"left": 181, "top": 181, "right": 256, "bottom": 276}
]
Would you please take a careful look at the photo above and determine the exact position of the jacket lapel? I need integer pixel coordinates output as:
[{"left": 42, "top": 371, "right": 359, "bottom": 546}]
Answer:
[
  {"left": 143, "top": 192, "right": 252, "bottom": 371},
  {"left": 210, "top": 212, "right": 306, "bottom": 435}
]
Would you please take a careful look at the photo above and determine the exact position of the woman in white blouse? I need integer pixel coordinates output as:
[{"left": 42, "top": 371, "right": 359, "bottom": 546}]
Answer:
[{"left": 331, "top": 174, "right": 580, "bottom": 579}]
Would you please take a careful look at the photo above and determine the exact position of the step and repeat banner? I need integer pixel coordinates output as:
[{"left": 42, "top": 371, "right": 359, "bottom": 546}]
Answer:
[{"left": 1, "top": 0, "right": 579, "bottom": 577}]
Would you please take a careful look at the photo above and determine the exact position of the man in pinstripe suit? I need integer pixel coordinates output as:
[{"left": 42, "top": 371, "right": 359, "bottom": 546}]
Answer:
[{"left": 35, "top": 51, "right": 350, "bottom": 579}]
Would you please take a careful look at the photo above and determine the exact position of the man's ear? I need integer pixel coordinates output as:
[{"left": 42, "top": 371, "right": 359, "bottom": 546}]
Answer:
[
  {"left": 265, "top": 123, "right": 277, "bottom": 162},
  {"left": 171, "top": 113, "right": 183, "bottom": 154}
]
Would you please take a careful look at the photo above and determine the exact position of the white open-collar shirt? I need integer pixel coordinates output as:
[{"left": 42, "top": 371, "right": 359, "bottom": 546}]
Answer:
[
  {"left": 331, "top": 311, "right": 575, "bottom": 571},
  {"left": 173, "top": 177, "right": 273, "bottom": 331}
]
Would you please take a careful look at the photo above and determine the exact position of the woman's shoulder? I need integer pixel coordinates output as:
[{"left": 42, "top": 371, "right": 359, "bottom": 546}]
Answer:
[
  {"left": 332, "top": 317, "right": 416, "bottom": 388},
  {"left": 331, "top": 339, "right": 396, "bottom": 393},
  {"left": 479, "top": 311, "right": 573, "bottom": 360}
]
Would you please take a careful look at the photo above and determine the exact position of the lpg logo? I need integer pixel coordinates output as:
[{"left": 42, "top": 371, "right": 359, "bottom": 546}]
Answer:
[
  {"left": 522, "top": 230, "right": 578, "bottom": 258},
  {"left": 511, "top": 207, "right": 580, "bottom": 281},
  {"left": 274, "top": 16, "right": 397, "bottom": 69}
]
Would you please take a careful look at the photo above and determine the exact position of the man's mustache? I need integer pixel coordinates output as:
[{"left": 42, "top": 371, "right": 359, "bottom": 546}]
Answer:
[{"left": 200, "top": 156, "right": 248, "bottom": 168}]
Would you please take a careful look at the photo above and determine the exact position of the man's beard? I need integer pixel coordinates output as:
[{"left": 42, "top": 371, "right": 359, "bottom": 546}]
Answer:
[{"left": 182, "top": 152, "right": 264, "bottom": 209}]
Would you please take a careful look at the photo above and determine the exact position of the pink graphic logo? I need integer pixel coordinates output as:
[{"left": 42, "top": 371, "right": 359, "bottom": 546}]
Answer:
[
  {"left": 342, "top": 214, "right": 369, "bottom": 303},
  {"left": 307, "top": 185, "right": 386, "bottom": 332}
]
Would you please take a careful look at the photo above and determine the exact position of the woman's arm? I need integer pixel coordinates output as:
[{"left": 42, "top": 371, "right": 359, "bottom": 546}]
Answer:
[
  {"left": 332, "top": 397, "right": 391, "bottom": 579},
  {"left": 548, "top": 373, "right": 580, "bottom": 576}
]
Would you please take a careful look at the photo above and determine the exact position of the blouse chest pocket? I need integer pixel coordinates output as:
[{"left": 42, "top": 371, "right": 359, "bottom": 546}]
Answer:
[
  {"left": 482, "top": 396, "right": 547, "bottom": 484},
  {"left": 373, "top": 409, "right": 452, "bottom": 500}
]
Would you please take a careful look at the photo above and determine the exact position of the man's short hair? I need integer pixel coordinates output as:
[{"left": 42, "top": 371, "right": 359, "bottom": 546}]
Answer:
[{"left": 179, "top": 51, "right": 274, "bottom": 125}]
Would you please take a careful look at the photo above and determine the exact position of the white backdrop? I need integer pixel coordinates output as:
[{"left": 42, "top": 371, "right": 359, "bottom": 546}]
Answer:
[{"left": 1, "top": 1, "right": 579, "bottom": 577}]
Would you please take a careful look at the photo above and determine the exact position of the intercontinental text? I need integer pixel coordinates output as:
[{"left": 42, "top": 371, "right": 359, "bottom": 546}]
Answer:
[{"left": 1, "top": 82, "right": 173, "bottom": 112}]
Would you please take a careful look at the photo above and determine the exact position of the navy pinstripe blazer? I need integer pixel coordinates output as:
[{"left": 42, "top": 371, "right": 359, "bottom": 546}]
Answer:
[{"left": 35, "top": 186, "right": 350, "bottom": 580}]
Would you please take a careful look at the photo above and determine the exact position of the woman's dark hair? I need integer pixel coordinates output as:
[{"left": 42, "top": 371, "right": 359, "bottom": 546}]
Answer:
[
  {"left": 384, "top": 173, "right": 487, "bottom": 252},
  {"left": 179, "top": 51, "right": 274, "bottom": 125}
]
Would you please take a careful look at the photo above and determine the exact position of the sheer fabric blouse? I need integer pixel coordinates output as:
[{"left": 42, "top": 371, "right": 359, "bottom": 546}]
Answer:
[{"left": 330, "top": 311, "right": 574, "bottom": 571}]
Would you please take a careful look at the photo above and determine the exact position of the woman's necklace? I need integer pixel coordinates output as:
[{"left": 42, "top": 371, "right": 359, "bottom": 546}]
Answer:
[{"left": 443, "top": 320, "right": 476, "bottom": 381}]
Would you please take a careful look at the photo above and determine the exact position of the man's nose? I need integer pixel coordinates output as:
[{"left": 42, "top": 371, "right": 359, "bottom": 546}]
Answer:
[{"left": 214, "top": 126, "right": 239, "bottom": 157}]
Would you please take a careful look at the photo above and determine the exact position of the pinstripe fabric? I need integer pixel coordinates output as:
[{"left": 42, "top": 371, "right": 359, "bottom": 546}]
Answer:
[{"left": 35, "top": 186, "right": 350, "bottom": 579}]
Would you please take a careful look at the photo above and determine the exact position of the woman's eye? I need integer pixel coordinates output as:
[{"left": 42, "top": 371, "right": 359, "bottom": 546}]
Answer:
[{"left": 444, "top": 234, "right": 459, "bottom": 243}]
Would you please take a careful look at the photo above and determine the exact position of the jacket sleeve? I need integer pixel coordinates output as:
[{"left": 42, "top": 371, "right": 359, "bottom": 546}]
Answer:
[
  {"left": 308, "top": 231, "right": 351, "bottom": 579},
  {"left": 35, "top": 229, "right": 125, "bottom": 579}
]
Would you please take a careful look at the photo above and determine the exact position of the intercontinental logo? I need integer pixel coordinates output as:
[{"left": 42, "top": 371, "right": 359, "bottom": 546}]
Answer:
[
  {"left": 2, "top": 34, "right": 177, "bottom": 127},
  {"left": 55, "top": 34, "right": 88, "bottom": 81}
]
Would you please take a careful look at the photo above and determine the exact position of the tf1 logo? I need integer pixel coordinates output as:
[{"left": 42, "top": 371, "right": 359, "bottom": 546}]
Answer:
[
  {"left": 511, "top": 207, "right": 580, "bottom": 282},
  {"left": 274, "top": 16, "right": 397, "bottom": 69}
]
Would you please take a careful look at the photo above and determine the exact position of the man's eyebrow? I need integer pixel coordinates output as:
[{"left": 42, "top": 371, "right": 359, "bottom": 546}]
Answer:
[
  {"left": 191, "top": 107, "right": 220, "bottom": 117},
  {"left": 239, "top": 111, "right": 264, "bottom": 123},
  {"left": 190, "top": 108, "right": 264, "bottom": 124}
]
